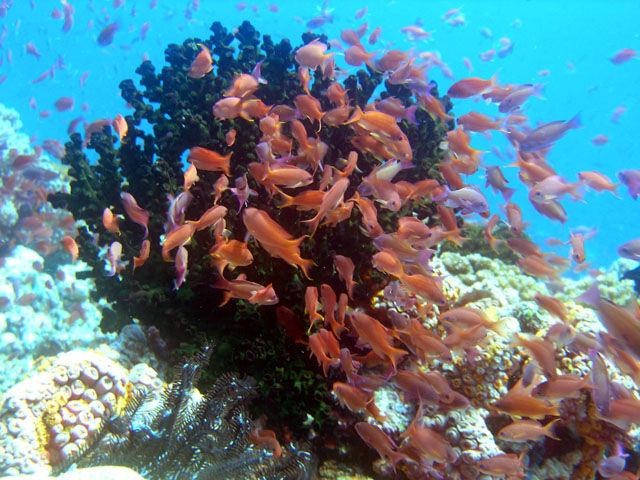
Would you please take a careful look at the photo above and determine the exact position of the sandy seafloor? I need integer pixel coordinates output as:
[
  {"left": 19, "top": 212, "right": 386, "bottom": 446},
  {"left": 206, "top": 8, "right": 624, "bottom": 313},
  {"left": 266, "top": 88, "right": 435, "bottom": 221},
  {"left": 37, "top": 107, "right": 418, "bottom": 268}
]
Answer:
[{"left": 0, "top": 0, "right": 639, "bottom": 479}]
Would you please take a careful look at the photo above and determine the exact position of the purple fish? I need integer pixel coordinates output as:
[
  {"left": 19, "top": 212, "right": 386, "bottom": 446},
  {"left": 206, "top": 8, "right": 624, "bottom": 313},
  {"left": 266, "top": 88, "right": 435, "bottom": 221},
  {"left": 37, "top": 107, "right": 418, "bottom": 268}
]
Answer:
[
  {"left": 618, "top": 238, "right": 640, "bottom": 261},
  {"left": 434, "top": 186, "right": 489, "bottom": 214},
  {"left": 617, "top": 169, "right": 640, "bottom": 199},
  {"left": 519, "top": 113, "right": 582, "bottom": 152}
]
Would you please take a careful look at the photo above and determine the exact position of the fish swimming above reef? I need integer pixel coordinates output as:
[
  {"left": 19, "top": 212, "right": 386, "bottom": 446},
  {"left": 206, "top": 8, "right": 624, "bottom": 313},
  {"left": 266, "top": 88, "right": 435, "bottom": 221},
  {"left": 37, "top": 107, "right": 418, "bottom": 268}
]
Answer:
[{"left": 518, "top": 114, "right": 582, "bottom": 152}]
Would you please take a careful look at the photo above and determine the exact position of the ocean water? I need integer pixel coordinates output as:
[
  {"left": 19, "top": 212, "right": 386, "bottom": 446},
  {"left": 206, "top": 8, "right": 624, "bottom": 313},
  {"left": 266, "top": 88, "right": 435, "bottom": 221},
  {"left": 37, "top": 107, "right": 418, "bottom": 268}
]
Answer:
[{"left": 1, "top": 0, "right": 638, "bottom": 268}]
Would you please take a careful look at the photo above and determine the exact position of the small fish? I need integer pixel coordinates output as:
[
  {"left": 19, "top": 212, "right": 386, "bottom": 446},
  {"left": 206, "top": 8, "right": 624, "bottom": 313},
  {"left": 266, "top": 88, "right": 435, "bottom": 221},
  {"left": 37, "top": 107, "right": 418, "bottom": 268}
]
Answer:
[
  {"left": 61, "top": 236, "right": 79, "bottom": 263},
  {"left": 618, "top": 238, "right": 640, "bottom": 261},
  {"left": 477, "top": 453, "right": 526, "bottom": 478},
  {"left": 447, "top": 74, "right": 498, "bottom": 98},
  {"left": 102, "top": 207, "right": 122, "bottom": 234},
  {"left": 121, "top": 192, "right": 149, "bottom": 238},
  {"left": 112, "top": 113, "right": 128, "bottom": 142},
  {"left": 586, "top": 131, "right": 609, "bottom": 146},
  {"left": 610, "top": 48, "right": 637, "bottom": 64},
  {"left": 518, "top": 114, "right": 581, "bottom": 152},
  {"left": 534, "top": 294, "right": 568, "bottom": 322},
  {"left": 617, "top": 169, "right": 640, "bottom": 199},
  {"left": 54, "top": 96, "right": 74, "bottom": 112},
  {"left": 294, "top": 39, "right": 334, "bottom": 71},
  {"left": 497, "top": 419, "right": 560, "bottom": 443},
  {"left": 97, "top": 22, "right": 118, "bottom": 46},
  {"left": 189, "top": 44, "right": 213, "bottom": 79},
  {"left": 350, "top": 311, "right": 407, "bottom": 370},
  {"left": 106, "top": 241, "right": 126, "bottom": 277},
  {"left": 569, "top": 232, "right": 586, "bottom": 264},
  {"left": 173, "top": 246, "right": 188, "bottom": 289},
  {"left": 213, "top": 273, "right": 278, "bottom": 306},
  {"left": 132, "top": 239, "right": 150, "bottom": 273},
  {"left": 355, "top": 423, "right": 407, "bottom": 473},
  {"left": 334, "top": 255, "right": 357, "bottom": 299},
  {"left": 187, "top": 147, "right": 232, "bottom": 175}
]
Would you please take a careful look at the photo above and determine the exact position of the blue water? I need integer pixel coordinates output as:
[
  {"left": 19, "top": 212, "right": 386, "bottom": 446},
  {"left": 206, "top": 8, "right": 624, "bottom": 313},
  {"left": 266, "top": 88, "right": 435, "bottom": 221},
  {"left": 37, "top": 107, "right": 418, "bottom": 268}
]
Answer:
[{"left": 0, "top": 0, "right": 638, "bottom": 268}]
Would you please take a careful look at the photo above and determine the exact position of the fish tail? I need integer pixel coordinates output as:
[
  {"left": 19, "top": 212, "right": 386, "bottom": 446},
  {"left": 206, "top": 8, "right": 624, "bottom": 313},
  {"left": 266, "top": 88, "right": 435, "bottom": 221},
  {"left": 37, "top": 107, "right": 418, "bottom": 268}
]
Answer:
[
  {"left": 568, "top": 113, "right": 582, "bottom": 129},
  {"left": 298, "top": 258, "right": 314, "bottom": 280},
  {"left": 543, "top": 418, "right": 561, "bottom": 440}
]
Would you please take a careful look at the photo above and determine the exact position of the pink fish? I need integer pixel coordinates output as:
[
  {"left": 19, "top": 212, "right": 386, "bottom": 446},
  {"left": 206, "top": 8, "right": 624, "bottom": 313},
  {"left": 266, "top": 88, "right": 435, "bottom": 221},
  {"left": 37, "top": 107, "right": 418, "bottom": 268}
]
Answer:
[
  {"left": 121, "top": 192, "right": 149, "bottom": 238},
  {"left": 97, "top": 22, "right": 118, "bottom": 46},
  {"left": 617, "top": 169, "right": 640, "bottom": 199},
  {"left": 173, "top": 246, "right": 188, "bottom": 289},
  {"left": 610, "top": 48, "right": 637, "bottom": 64}
]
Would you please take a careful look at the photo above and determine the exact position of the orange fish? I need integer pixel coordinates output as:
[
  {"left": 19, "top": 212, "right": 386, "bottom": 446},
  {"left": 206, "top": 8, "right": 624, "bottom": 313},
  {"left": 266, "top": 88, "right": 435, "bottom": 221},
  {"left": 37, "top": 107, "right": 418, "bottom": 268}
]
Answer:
[
  {"left": 577, "top": 170, "right": 620, "bottom": 196},
  {"left": 447, "top": 74, "right": 498, "bottom": 98},
  {"left": 208, "top": 238, "right": 253, "bottom": 274},
  {"left": 161, "top": 223, "right": 196, "bottom": 261},
  {"left": 533, "top": 294, "right": 568, "bottom": 322},
  {"left": 355, "top": 422, "right": 407, "bottom": 473},
  {"left": 294, "top": 39, "right": 335, "bottom": 71},
  {"left": 294, "top": 94, "right": 325, "bottom": 128},
  {"left": 112, "top": 113, "right": 128, "bottom": 142},
  {"left": 531, "top": 374, "right": 593, "bottom": 400},
  {"left": 498, "top": 418, "right": 560, "bottom": 443},
  {"left": 209, "top": 175, "right": 228, "bottom": 205},
  {"left": 242, "top": 208, "right": 313, "bottom": 279},
  {"left": 303, "top": 178, "right": 349, "bottom": 235},
  {"left": 334, "top": 255, "right": 357, "bottom": 299},
  {"left": 224, "top": 73, "right": 260, "bottom": 98},
  {"left": 400, "top": 273, "right": 447, "bottom": 306},
  {"left": 517, "top": 254, "right": 561, "bottom": 279},
  {"left": 333, "top": 382, "right": 383, "bottom": 420},
  {"left": 305, "top": 286, "right": 323, "bottom": 332},
  {"left": 492, "top": 379, "right": 559, "bottom": 419},
  {"left": 60, "top": 236, "right": 78, "bottom": 263},
  {"left": 225, "top": 128, "right": 237, "bottom": 146},
  {"left": 212, "top": 273, "right": 278, "bottom": 306},
  {"left": 188, "top": 147, "right": 232, "bottom": 175},
  {"left": 183, "top": 164, "right": 199, "bottom": 191},
  {"left": 102, "top": 207, "right": 122, "bottom": 234},
  {"left": 121, "top": 192, "right": 149, "bottom": 238},
  {"left": 188, "top": 205, "right": 227, "bottom": 231},
  {"left": 477, "top": 452, "right": 526, "bottom": 478},
  {"left": 132, "top": 239, "right": 150, "bottom": 273},
  {"left": 569, "top": 232, "right": 586, "bottom": 264},
  {"left": 512, "top": 333, "right": 558, "bottom": 379},
  {"left": 400, "top": 404, "right": 457, "bottom": 464},
  {"left": 349, "top": 311, "right": 407, "bottom": 370},
  {"left": 188, "top": 43, "right": 213, "bottom": 79},
  {"left": 309, "top": 332, "right": 339, "bottom": 376}
]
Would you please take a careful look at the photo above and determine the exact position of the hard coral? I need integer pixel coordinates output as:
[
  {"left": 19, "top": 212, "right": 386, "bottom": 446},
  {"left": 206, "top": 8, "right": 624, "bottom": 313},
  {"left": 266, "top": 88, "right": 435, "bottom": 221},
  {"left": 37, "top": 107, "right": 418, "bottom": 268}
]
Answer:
[
  {"left": 0, "top": 350, "right": 154, "bottom": 475},
  {"left": 0, "top": 104, "right": 73, "bottom": 259}
]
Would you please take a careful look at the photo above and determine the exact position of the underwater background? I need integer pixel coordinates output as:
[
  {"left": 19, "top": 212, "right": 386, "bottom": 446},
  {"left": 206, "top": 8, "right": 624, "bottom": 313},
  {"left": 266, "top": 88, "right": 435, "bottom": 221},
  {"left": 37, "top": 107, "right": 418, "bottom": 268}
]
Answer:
[{"left": 0, "top": 0, "right": 639, "bottom": 479}]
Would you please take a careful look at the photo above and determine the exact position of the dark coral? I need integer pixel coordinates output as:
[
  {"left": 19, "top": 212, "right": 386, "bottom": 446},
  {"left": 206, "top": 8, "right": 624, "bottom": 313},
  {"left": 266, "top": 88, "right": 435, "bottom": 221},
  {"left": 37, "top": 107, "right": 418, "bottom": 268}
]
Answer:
[
  {"left": 57, "top": 344, "right": 314, "bottom": 479},
  {"left": 49, "top": 20, "right": 449, "bottom": 443}
]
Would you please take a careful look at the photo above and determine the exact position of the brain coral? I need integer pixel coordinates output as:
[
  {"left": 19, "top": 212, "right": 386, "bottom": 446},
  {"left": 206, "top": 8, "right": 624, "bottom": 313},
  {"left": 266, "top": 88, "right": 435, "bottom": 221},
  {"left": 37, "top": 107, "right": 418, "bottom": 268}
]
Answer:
[{"left": 0, "top": 350, "right": 163, "bottom": 475}]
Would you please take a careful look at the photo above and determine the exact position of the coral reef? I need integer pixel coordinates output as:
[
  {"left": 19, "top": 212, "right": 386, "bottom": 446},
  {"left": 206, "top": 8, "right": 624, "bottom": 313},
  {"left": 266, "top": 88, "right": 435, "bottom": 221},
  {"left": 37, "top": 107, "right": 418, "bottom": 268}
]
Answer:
[
  {"left": 0, "top": 349, "right": 160, "bottom": 475},
  {"left": 0, "top": 104, "right": 73, "bottom": 258},
  {"left": 36, "top": 16, "right": 640, "bottom": 480},
  {"left": 59, "top": 344, "right": 314, "bottom": 480},
  {"left": 48, "top": 19, "right": 448, "bottom": 436},
  {"left": 0, "top": 245, "right": 106, "bottom": 397}
]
